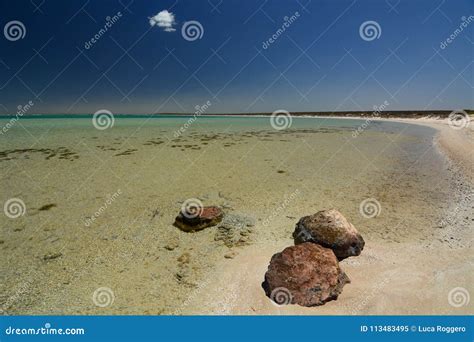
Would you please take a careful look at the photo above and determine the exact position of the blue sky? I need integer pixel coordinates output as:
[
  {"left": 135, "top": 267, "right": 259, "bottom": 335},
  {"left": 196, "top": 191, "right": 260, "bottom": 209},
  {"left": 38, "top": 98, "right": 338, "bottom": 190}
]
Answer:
[{"left": 0, "top": 0, "right": 472, "bottom": 114}]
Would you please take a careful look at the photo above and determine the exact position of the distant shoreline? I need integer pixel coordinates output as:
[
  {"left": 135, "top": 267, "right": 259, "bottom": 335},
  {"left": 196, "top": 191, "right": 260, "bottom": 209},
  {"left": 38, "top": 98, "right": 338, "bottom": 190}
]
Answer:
[{"left": 0, "top": 110, "right": 472, "bottom": 118}]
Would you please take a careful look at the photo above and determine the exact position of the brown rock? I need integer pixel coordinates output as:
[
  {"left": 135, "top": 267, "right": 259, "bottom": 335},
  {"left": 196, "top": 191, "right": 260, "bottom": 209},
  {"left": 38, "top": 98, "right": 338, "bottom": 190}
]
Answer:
[
  {"left": 262, "top": 243, "right": 350, "bottom": 307},
  {"left": 293, "top": 209, "right": 364, "bottom": 260},
  {"left": 174, "top": 206, "right": 223, "bottom": 232}
]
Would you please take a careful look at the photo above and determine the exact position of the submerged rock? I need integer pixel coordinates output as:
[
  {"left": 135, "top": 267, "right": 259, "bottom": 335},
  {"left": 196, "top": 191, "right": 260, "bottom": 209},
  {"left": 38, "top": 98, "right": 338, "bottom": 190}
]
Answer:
[
  {"left": 262, "top": 243, "right": 350, "bottom": 307},
  {"left": 43, "top": 252, "right": 62, "bottom": 261},
  {"left": 214, "top": 213, "right": 255, "bottom": 247},
  {"left": 174, "top": 206, "right": 223, "bottom": 232},
  {"left": 164, "top": 238, "right": 179, "bottom": 251},
  {"left": 224, "top": 250, "right": 238, "bottom": 259},
  {"left": 293, "top": 209, "right": 364, "bottom": 260},
  {"left": 38, "top": 203, "right": 57, "bottom": 211}
]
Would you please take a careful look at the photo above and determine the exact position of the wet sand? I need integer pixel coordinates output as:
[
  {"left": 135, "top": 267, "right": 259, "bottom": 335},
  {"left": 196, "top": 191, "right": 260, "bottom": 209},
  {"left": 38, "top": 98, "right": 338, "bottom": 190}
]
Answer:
[{"left": 0, "top": 116, "right": 472, "bottom": 315}]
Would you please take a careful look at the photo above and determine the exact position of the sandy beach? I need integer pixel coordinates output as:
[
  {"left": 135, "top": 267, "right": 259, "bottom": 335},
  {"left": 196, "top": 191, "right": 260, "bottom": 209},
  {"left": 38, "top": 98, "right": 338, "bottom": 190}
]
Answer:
[
  {"left": 0, "top": 115, "right": 472, "bottom": 315},
  {"left": 1, "top": 2, "right": 472, "bottom": 340},
  {"left": 179, "top": 116, "right": 474, "bottom": 315}
]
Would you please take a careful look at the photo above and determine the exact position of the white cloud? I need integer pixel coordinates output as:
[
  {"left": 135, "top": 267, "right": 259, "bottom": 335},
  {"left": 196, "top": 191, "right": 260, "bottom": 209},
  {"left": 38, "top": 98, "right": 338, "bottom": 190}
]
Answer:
[{"left": 149, "top": 10, "right": 176, "bottom": 32}]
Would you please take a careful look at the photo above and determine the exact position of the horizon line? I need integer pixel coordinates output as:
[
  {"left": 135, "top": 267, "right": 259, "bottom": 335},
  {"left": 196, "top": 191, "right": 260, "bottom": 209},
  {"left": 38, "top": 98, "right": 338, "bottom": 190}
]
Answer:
[{"left": 1, "top": 109, "right": 473, "bottom": 117}]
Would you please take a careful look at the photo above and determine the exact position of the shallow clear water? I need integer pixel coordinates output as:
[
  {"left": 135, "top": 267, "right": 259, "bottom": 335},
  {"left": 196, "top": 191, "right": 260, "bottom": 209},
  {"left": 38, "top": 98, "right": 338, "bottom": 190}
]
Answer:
[
  {"left": 0, "top": 116, "right": 452, "bottom": 314},
  {"left": 0, "top": 114, "right": 434, "bottom": 133}
]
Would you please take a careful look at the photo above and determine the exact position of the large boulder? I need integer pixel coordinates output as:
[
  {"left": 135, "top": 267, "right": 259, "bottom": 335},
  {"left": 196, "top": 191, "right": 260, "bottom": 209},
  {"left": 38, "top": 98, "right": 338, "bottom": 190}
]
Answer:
[
  {"left": 293, "top": 209, "right": 364, "bottom": 260},
  {"left": 262, "top": 243, "right": 350, "bottom": 307},
  {"left": 174, "top": 206, "right": 223, "bottom": 232}
]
